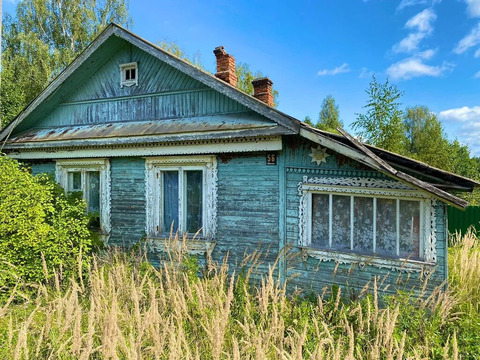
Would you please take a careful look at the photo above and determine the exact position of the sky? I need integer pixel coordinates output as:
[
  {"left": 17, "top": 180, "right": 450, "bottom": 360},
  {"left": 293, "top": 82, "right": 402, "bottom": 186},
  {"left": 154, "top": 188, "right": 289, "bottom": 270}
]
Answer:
[{"left": 3, "top": 0, "right": 480, "bottom": 155}]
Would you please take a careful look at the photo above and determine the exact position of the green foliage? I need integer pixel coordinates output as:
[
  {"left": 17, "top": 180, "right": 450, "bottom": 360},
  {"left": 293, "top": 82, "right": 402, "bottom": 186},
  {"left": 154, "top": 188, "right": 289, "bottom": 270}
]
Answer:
[
  {"left": 1, "top": 0, "right": 132, "bottom": 128},
  {"left": 0, "top": 155, "right": 93, "bottom": 293},
  {"left": 235, "top": 62, "right": 279, "bottom": 107},
  {"left": 404, "top": 106, "right": 451, "bottom": 169},
  {"left": 158, "top": 41, "right": 204, "bottom": 69},
  {"left": 303, "top": 116, "right": 313, "bottom": 126},
  {"left": 353, "top": 75, "right": 407, "bottom": 154},
  {"left": 317, "top": 94, "right": 343, "bottom": 133}
]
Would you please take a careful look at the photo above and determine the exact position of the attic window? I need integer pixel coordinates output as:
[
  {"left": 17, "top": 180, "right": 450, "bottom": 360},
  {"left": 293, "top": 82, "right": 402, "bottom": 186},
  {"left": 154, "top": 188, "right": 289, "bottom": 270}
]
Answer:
[{"left": 120, "top": 62, "right": 138, "bottom": 87}]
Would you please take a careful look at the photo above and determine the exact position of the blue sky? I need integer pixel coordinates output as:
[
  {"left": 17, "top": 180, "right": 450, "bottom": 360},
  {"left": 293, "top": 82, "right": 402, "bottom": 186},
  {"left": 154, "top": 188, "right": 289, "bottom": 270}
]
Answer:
[{"left": 4, "top": 0, "right": 480, "bottom": 155}]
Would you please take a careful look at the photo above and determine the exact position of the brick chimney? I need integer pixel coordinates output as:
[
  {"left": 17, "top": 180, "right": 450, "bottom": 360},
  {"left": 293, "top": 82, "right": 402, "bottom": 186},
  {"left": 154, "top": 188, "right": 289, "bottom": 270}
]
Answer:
[
  {"left": 251, "top": 77, "right": 274, "bottom": 107},
  {"left": 213, "top": 46, "right": 237, "bottom": 87}
]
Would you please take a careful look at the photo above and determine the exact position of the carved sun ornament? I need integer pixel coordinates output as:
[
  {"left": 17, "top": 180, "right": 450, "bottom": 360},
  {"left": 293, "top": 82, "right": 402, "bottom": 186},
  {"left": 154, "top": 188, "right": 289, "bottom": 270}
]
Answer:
[{"left": 309, "top": 146, "right": 330, "bottom": 165}]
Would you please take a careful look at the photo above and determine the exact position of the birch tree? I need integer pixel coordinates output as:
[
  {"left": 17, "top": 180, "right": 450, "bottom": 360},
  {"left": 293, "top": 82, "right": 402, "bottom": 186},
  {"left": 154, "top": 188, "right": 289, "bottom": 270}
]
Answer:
[{"left": 1, "top": 0, "right": 131, "bottom": 127}]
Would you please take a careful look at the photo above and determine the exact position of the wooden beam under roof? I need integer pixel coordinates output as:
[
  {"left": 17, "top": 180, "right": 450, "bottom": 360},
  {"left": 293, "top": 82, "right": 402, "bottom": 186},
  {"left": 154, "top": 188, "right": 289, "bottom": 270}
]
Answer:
[{"left": 336, "top": 128, "right": 468, "bottom": 210}]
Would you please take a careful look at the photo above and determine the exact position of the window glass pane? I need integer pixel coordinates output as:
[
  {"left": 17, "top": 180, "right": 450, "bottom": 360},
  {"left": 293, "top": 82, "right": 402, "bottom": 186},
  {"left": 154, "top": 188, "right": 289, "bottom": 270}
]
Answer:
[
  {"left": 125, "top": 69, "right": 131, "bottom": 80},
  {"left": 331, "top": 195, "right": 350, "bottom": 250},
  {"left": 163, "top": 171, "right": 179, "bottom": 233},
  {"left": 131, "top": 68, "right": 136, "bottom": 80},
  {"left": 311, "top": 194, "right": 329, "bottom": 247},
  {"left": 87, "top": 171, "right": 100, "bottom": 213},
  {"left": 185, "top": 170, "right": 203, "bottom": 234},
  {"left": 376, "top": 198, "right": 396, "bottom": 256},
  {"left": 68, "top": 172, "right": 82, "bottom": 192},
  {"left": 353, "top": 197, "right": 373, "bottom": 253},
  {"left": 399, "top": 200, "right": 420, "bottom": 258}
]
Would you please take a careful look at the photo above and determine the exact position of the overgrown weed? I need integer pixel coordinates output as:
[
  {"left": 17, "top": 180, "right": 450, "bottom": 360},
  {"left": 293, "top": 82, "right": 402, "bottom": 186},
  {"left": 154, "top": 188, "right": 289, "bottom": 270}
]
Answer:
[{"left": 2, "top": 231, "right": 480, "bottom": 358}]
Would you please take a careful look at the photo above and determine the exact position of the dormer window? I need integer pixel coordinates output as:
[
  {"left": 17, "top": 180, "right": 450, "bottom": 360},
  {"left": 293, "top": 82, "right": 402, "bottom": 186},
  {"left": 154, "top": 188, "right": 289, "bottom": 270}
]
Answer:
[{"left": 120, "top": 62, "right": 138, "bottom": 87}]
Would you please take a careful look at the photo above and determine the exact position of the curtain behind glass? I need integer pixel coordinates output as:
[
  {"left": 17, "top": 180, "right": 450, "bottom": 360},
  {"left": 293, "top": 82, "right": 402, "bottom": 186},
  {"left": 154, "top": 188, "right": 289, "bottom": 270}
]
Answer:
[
  {"left": 185, "top": 171, "right": 203, "bottom": 234},
  {"left": 163, "top": 171, "right": 179, "bottom": 233},
  {"left": 87, "top": 171, "right": 100, "bottom": 213}
]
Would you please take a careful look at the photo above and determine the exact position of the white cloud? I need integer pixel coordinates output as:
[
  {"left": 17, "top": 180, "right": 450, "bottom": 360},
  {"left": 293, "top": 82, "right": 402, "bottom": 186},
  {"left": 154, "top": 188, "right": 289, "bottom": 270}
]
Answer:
[
  {"left": 397, "top": 0, "right": 441, "bottom": 11},
  {"left": 475, "top": 70, "right": 480, "bottom": 78},
  {"left": 417, "top": 48, "right": 437, "bottom": 59},
  {"left": 317, "top": 63, "right": 350, "bottom": 76},
  {"left": 393, "top": 33, "right": 426, "bottom": 53},
  {"left": 387, "top": 58, "right": 453, "bottom": 80},
  {"left": 454, "top": 23, "right": 480, "bottom": 54},
  {"left": 439, "top": 106, "right": 480, "bottom": 122},
  {"left": 359, "top": 67, "right": 374, "bottom": 78},
  {"left": 439, "top": 106, "right": 480, "bottom": 155},
  {"left": 465, "top": 0, "right": 480, "bottom": 17},
  {"left": 405, "top": 8, "right": 437, "bottom": 32},
  {"left": 393, "top": 9, "right": 436, "bottom": 53}
]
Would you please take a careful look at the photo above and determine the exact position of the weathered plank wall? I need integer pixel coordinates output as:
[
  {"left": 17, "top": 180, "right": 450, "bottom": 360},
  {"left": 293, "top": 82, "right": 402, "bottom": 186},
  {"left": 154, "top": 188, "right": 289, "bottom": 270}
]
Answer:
[
  {"left": 109, "top": 157, "right": 146, "bottom": 247},
  {"left": 214, "top": 153, "right": 280, "bottom": 281},
  {"left": 29, "top": 42, "right": 250, "bottom": 129},
  {"left": 29, "top": 161, "right": 56, "bottom": 176},
  {"left": 282, "top": 136, "right": 447, "bottom": 296}
]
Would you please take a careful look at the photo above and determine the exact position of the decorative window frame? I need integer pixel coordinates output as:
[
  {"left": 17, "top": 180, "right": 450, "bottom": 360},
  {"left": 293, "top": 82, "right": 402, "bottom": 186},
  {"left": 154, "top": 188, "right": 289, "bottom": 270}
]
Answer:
[
  {"left": 298, "top": 176, "right": 437, "bottom": 272},
  {"left": 55, "top": 158, "right": 111, "bottom": 235},
  {"left": 145, "top": 155, "right": 217, "bottom": 240},
  {"left": 120, "top": 62, "right": 138, "bottom": 87}
]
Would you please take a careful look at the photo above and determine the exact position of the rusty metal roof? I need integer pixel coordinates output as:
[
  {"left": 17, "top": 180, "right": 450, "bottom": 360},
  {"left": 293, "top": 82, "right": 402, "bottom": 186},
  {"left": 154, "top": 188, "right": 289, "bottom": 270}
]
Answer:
[{"left": 7, "top": 113, "right": 289, "bottom": 145}]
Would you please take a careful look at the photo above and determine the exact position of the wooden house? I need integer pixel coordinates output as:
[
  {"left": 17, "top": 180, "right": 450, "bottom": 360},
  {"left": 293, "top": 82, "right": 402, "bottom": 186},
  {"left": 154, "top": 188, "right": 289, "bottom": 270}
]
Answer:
[{"left": 1, "top": 24, "right": 477, "bottom": 295}]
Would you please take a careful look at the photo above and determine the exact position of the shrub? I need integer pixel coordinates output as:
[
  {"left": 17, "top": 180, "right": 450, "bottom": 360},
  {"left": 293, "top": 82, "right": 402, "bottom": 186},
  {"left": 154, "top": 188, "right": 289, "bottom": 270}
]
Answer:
[{"left": 0, "top": 155, "right": 93, "bottom": 294}]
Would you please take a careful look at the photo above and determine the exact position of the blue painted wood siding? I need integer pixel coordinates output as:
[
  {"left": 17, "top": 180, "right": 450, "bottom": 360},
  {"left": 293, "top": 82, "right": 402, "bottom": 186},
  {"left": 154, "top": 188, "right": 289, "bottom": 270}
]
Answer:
[
  {"left": 215, "top": 154, "right": 280, "bottom": 281},
  {"left": 282, "top": 136, "right": 447, "bottom": 296},
  {"left": 26, "top": 135, "right": 448, "bottom": 296},
  {"left": 109, "top": 157, "right": 146, "bottom": 247},
  {"left": 21, "top": 42, "right": 249, "bottom": 131},
  {"left": 30, "top": 161, "right": 56, "bottom": 176}
]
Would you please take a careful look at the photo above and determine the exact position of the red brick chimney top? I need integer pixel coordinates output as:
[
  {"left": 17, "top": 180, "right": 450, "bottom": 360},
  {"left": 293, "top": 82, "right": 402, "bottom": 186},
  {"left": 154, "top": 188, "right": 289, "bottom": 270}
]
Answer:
[
  {"left": 213, "top": 46, "right": 237, "bottom": 87},
  {"left": 251, "top": 77, "right": 274, "bottom": 107}
]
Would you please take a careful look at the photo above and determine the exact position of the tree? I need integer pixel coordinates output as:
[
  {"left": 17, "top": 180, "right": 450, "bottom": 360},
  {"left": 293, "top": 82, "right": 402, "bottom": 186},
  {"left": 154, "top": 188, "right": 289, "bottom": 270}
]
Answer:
[
  {"left": 303, "top": 116, "right": 314, "bottom": 126},
  {"left": 235, "top": 62, "right": 279, "bottom": 107},
  {"left": 317, "top": 95, "right": 342, "bottom": 133},
  {"left": 158, "top": 41, "right": 204, "bottom": 69},
  {"left": 1, "top": 0, "right": 131, "bottom": 128},
  {"left": 0, "top": 155, "right": 93, "bottom": 292},
  {"left": 352, "top": 75, "right": 407, "bottom": 154},
  {"left": 404, "top": 106, "right": 451, "bottom": 170}
]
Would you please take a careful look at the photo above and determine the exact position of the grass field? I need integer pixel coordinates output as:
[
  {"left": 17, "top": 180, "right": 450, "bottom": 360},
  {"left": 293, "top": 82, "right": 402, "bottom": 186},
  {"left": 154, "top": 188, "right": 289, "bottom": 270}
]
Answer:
[{"left": 1, "top": 232, "right": 480, "bottom": 359}]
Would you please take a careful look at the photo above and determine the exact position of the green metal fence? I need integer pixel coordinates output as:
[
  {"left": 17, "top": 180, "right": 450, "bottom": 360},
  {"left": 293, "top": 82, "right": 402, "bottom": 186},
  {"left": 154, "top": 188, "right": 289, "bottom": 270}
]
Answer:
[{"left": 448, "top": 205, "right": 480, "bottom": 236}]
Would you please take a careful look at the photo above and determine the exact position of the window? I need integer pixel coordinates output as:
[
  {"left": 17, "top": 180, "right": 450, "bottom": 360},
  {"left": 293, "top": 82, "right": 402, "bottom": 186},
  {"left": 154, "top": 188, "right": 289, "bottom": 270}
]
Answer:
[
  {"left": 146, "top": 156, "right": 217, "bottom": 239},
  {"left": 56, "top": 159, "right": 111, "bottom": 235},
  {"left": 120, "top": 62, "right": 138, "bottom": 87},
  {"left": 310, "top": 194, "right": 422, "bottom": 259},
  {"left": 298, "top": 176, "right": 436, "bottom": 265}
]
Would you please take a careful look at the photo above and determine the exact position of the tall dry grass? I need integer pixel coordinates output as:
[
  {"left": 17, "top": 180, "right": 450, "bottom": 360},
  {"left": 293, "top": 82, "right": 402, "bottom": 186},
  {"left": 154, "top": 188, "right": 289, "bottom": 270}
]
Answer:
[{"left": 1, "top": 232, "right": 476, "bottom": 359}]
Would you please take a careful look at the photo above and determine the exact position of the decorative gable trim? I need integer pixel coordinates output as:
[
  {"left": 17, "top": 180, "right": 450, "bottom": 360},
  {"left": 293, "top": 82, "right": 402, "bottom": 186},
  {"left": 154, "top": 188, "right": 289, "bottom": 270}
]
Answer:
[{"left": 8, "top": 136, "right": 282, "bottom": 160}]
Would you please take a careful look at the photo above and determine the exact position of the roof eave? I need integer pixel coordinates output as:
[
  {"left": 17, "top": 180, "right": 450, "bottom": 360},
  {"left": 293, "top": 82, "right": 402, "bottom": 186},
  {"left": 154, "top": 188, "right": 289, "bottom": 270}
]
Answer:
[{"left": 299, "top": 126, "right": 469, "bottom": 210}]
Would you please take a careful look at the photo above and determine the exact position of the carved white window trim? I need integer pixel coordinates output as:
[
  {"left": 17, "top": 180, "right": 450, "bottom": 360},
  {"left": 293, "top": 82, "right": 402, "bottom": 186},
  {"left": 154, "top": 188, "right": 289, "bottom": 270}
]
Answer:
[
  {"left": 298, "top": 176, "right": 437, "bottom": 270},
  {"left": 120, "top": 62, "right": 138, "bottom": 87},
  {"left": 145, "top": 155, "right": 217, "bottom": 240},
  {"left": 55, "top": 158, "right": 111, "bottom": 235}
]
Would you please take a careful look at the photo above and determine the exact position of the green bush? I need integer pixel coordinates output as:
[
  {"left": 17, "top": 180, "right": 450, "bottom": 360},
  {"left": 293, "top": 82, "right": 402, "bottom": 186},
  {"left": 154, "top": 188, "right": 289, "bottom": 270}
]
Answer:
[{"left": 0, "top": 155, "right": 93, "bottom": 294}]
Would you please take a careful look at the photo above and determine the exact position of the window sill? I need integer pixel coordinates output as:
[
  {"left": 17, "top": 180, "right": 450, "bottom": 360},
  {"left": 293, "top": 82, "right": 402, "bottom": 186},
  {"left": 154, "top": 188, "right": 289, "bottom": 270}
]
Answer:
[
  {"left": 146, "top": 237, "right": 216, "bottom": 257},
  {"left": 298, "top": 247, "right": 436, "bottom": 273}
]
